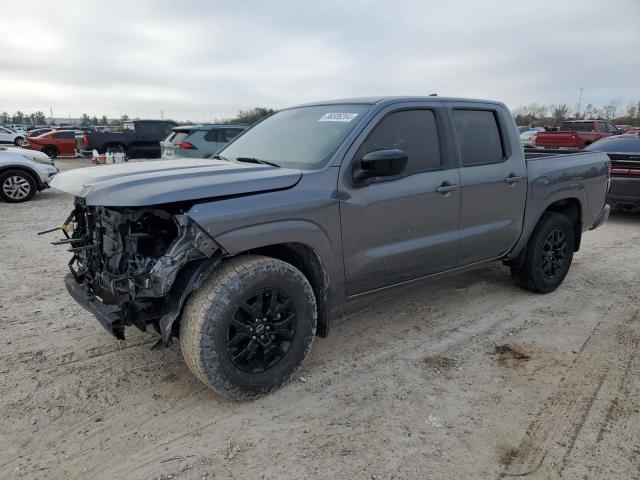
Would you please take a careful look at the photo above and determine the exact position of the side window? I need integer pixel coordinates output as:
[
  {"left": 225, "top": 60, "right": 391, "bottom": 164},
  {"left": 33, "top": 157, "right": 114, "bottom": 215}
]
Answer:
[
  {"left": 219, "top": 128, "right": 244, "bottom": 143},
  {"left": 606, "top": 123, "right": 618, "bottom": 133},
  {"left": 596, "top": 122, "right": 608, "bottom": 132},
  {"left": 453, "top": 109, "right": 504, "bottom": 166},
  {"left": 59, "top": 131, "right": 75, "bottom": 139},
  {"left": 203, "top": 129, "right": 219, "bottom": 142},
  {"left": 355, "top": 109, "right": 442, "bottom": 174},
  {"left": 123, "top": 122, "right": 135, "bottom": 134}
]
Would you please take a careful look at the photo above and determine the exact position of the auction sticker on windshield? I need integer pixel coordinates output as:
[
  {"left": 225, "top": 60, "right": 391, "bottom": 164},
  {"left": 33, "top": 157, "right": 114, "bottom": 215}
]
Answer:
[{"left": 319, "top": 113, "right": 359, "bottom": 122}]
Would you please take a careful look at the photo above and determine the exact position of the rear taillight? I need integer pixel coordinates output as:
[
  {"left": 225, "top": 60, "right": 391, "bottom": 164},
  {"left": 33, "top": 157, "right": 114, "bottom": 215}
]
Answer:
[
  {"left": 82, "top": 133, "right": 90, "bottom": 147},
  {"left": 176, "top": 141, "right": 197, "bottom": 150}
]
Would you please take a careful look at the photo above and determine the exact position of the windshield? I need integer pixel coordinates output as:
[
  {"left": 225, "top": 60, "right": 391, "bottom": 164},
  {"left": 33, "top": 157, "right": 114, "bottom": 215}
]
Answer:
[
  {"left": 584, "top": 137, "right": 640, "bottom": 153},
  {"left": 219, "top": 104, "right": 370, "bottom": 169}
]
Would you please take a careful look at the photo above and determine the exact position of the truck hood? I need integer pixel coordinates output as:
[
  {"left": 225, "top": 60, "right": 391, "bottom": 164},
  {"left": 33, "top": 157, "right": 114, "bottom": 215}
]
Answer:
[{"left": 50, "top": 159, "right": 302, "bottom": 206}]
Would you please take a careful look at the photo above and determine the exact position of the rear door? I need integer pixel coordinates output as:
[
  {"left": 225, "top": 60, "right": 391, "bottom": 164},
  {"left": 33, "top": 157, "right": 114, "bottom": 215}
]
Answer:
[
  {"left": 339, "top": 103, "right": 461, "bottom": 295},
  {"left": 446, "top": 103, "right": 527, "bottom": 266}
]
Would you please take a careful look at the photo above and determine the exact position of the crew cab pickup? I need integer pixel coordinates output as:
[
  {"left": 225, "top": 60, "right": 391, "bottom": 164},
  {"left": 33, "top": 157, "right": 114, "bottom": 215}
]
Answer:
[
  {"left": 78, "top": 120, "right": 176, "bottom": 158},
  {"left": 50, "top": 96, "right": 610, "bottom": 400},
  {"left": 535, "top": 120, "right": 619, "bottom": 150}
]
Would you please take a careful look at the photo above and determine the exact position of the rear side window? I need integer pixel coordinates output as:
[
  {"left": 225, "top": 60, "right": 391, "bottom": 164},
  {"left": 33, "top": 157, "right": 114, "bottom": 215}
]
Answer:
[
  {"left": 560, "top": 122, "right": 595, "bottom": 132},
  {"left": 203, "top": 129, "right": 219, "bottom": 142},
  {"left": 219, "top": 128, "right": 244, "bottom": 143},
  {"left": 356, "top": 109, "right": 442, "bottom": 174},
  {"left": 453, "top": 110, "right": 504, "bottom": 166}
]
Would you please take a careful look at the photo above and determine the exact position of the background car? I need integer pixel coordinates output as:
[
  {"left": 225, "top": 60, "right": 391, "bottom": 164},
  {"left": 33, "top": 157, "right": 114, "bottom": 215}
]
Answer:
[
  {"left": 22, "top": 130, "right": 77, "bottom": 158},
  {"left": 584, "top": 135, "right": 640, "bottom": 213},
  {"left": 0, "top": 146, "right": 58, "bottom": 202},
  {"left": 27, "top": 127, "right": 53, "bottom": 137},
  {"left": 0, "top": 126, "right": 26, "bottom": 146},
  {"left": 160, "top": 124, "right": 247, "bottom": 159},
  {"left": 519, "top": 127, "right": 545, "bottom": 148}
]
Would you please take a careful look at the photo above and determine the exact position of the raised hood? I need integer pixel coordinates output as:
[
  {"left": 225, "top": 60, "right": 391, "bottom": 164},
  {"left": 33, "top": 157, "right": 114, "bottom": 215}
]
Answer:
[{"left": 50, "top": 159, "right": 302, "bottom": 206}]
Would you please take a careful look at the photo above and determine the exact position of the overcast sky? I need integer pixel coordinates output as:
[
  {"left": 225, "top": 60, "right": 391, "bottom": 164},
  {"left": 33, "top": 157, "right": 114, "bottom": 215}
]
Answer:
[{"left": 1, "top": 0, "right": 638, "bottom": 121}]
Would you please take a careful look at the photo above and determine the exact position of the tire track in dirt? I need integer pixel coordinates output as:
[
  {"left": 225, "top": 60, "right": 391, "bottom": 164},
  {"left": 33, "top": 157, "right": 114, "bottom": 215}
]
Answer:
[{"left": 501, "top": 307, "right": 640, "bottom": 478}]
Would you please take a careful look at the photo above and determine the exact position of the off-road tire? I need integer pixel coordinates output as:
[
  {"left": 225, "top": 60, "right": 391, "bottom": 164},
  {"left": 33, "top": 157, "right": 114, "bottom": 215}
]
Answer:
[
  {"left": 43, "top": 146, "right": 58, "bottom": 159},
  {"left": 0, "top": 169, "right": 36, "bottom": 203},
  {"left": 14, "top": 136, "right": 24, "bottom": 146},
  {"left": 510, "top": 212, "right": 575, "bottom": 293},
  {"left": 180, "top": 255, "right": 317, "bottom": 400}
]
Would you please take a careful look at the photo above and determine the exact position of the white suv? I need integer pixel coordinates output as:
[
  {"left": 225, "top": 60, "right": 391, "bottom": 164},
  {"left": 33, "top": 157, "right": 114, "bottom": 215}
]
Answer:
[
  {"left": 0, "top": 147, "right": 58, "bottom": 202},
  {"left": 0, "top": 126, "right": 27, "bottom": 146}
]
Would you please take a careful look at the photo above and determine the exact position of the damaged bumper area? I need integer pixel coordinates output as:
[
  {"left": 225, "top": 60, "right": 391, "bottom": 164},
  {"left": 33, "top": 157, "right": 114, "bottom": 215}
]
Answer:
[{"left": 58, "top": 198, "right": 222, "bottom": 343}]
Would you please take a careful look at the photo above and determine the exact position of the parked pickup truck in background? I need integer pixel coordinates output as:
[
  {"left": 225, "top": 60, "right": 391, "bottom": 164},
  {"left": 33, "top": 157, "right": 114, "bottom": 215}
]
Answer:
[
  {"left": 50, "top": 96, "right": 610, "bottom": 400},
  {"left": 78, "top": 120, "right": 176, "bottom": 158},
  {"left": 535, "top": 119, "right": 620, "bottom": 150}
]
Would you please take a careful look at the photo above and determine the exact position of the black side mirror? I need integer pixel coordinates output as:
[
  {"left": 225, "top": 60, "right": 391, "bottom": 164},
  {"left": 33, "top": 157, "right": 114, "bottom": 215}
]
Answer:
[{"left": 353, "top": 149, "right": 408, "bottom": 185}]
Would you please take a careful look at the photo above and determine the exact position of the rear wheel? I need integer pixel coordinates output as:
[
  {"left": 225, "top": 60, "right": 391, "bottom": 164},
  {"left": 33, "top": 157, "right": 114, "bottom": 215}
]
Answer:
[
  {"left": 0, "top": 169, "right": 36, "bottom": 203},
  {"left": 180, "top": 255, "right": 317, "bottom": 400},
  {"left": 14, "top": 137, "right": 24, "bottom": 146},
  {"left": 510, "top": 212, "right": 575, "bottom": 293}
]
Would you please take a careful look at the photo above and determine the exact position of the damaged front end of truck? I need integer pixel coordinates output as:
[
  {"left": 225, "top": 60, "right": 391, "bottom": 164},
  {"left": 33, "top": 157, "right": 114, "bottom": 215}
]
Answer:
[{"left": 57, "top": 198, "right": 223, "bottom": 345}]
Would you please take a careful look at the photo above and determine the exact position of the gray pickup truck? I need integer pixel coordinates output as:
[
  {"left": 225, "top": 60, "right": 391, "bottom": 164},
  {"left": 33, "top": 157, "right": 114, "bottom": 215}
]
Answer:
[{"left": 50, "top": 96, "right": 610, "bottom": 399}]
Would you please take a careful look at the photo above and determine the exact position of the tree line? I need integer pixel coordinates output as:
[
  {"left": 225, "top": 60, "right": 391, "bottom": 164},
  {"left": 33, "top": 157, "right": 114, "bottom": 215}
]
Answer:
[
  {"left": 0, "top": 107, "right": 278, "bottom": 127},
  {"left": 513, "top": 99, "right": 640, "bottom": 127}
]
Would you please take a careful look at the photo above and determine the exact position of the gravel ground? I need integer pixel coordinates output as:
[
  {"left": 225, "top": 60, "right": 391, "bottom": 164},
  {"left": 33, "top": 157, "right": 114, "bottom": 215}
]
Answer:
[{"left": 1, "top": 158, "right": 639, "bottom": 480}]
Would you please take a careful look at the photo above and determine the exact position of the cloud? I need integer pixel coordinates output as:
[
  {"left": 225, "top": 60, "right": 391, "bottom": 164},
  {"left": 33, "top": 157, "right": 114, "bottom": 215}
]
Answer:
[{"left": 0, "top": 0, "right": 638, "bottom": 121}]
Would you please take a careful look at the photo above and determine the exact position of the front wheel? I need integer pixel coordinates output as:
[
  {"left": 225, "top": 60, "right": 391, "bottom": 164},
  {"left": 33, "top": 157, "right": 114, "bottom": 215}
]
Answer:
[
  {"left": 510, "top": 212, "right": 575, "bottom": 293},
  {"left": 14, "top": 137, "right": 24, "bottom": 146},
  {"left": 0, "top": 169, "right": 36, "bottom": 202},
  {"left": 180, "top": 255, "right": 317, "bottom": 400}
]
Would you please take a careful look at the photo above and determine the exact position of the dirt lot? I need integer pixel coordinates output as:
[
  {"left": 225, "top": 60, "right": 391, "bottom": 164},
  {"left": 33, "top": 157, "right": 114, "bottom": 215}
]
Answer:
[{"left": 1, "top": 158, "right": 639, "bottom": 480}]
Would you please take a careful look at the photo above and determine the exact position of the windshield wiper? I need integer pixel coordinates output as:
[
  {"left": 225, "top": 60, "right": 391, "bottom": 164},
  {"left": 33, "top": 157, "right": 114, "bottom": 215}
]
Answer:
[
  {"left": 235, "top": 157, "right": 280, "bottom": 168},
  {"left": 212, "top": 154, "right": 230, "bottom": 161}
]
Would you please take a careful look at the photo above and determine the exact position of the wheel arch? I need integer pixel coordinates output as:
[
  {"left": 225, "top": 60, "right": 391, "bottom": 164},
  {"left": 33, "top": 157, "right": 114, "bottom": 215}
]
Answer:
[
  {"left": 243, "top": 242, "right": 331, "bottom": 337},
  {"left": 506, "top": 195, "right": 584, "bottom": 265},
  {"left": 0, "top": 165, "right": 40, "bottom": 186}
]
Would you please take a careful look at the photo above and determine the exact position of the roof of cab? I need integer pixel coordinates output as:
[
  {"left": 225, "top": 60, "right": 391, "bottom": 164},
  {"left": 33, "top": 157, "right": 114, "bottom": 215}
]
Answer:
[{"left": 293, "top": 96, "right": 503, "bottom": 108}]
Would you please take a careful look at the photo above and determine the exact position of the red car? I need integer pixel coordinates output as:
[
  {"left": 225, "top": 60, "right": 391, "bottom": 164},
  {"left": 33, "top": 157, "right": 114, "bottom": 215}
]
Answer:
[
  {"left": 22, "top": 130, "right": 76, "bottom": 159},
  {"left": 535, "top": 120, "right": 619, "bottom": 150}
]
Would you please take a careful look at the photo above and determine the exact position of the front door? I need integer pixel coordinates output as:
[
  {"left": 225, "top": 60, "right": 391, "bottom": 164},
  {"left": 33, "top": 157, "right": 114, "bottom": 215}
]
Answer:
[
  {"left": 447, "top": 104, "right": 527, "bottom": 265},
  {"left": 339, "top": 105, "right": 461, "bottom": 296}
]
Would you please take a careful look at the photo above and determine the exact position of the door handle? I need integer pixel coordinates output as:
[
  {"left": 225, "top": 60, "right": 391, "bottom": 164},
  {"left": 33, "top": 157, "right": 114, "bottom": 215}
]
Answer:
[
  {"left": 505, "top": 175, "right": 524, "bottom": 184},
  {"left": 436, "top": 183, "right": 460, "bottom": 194}
]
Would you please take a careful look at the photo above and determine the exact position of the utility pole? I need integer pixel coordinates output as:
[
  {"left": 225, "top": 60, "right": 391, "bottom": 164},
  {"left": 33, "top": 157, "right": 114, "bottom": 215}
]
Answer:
[
  {"left": 160, "top": 109, "right": 164, "bottom": 120},
  {"left": 577, "top": 88, "right": 584, "bottom": 118}
]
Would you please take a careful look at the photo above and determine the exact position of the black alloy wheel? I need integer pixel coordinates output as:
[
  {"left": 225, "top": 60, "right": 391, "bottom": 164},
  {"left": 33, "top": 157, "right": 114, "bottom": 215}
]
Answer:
[
  {"left": 226, "top": 288, "right": 297, "bottom": 373},
  {"left": 540, "top": 229, "right": 567, "bottom": 280}
]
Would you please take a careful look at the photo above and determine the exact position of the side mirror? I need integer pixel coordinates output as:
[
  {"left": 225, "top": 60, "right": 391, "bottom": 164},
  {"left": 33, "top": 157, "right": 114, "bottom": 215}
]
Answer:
[{"left": 353, "top": 149, "right": 408, "bottom": 184}]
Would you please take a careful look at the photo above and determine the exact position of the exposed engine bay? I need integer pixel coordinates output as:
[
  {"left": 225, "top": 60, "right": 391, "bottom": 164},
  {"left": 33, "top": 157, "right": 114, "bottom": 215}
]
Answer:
[{"left": 55, "top": 197, "right": 221, "bottom": 343}]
